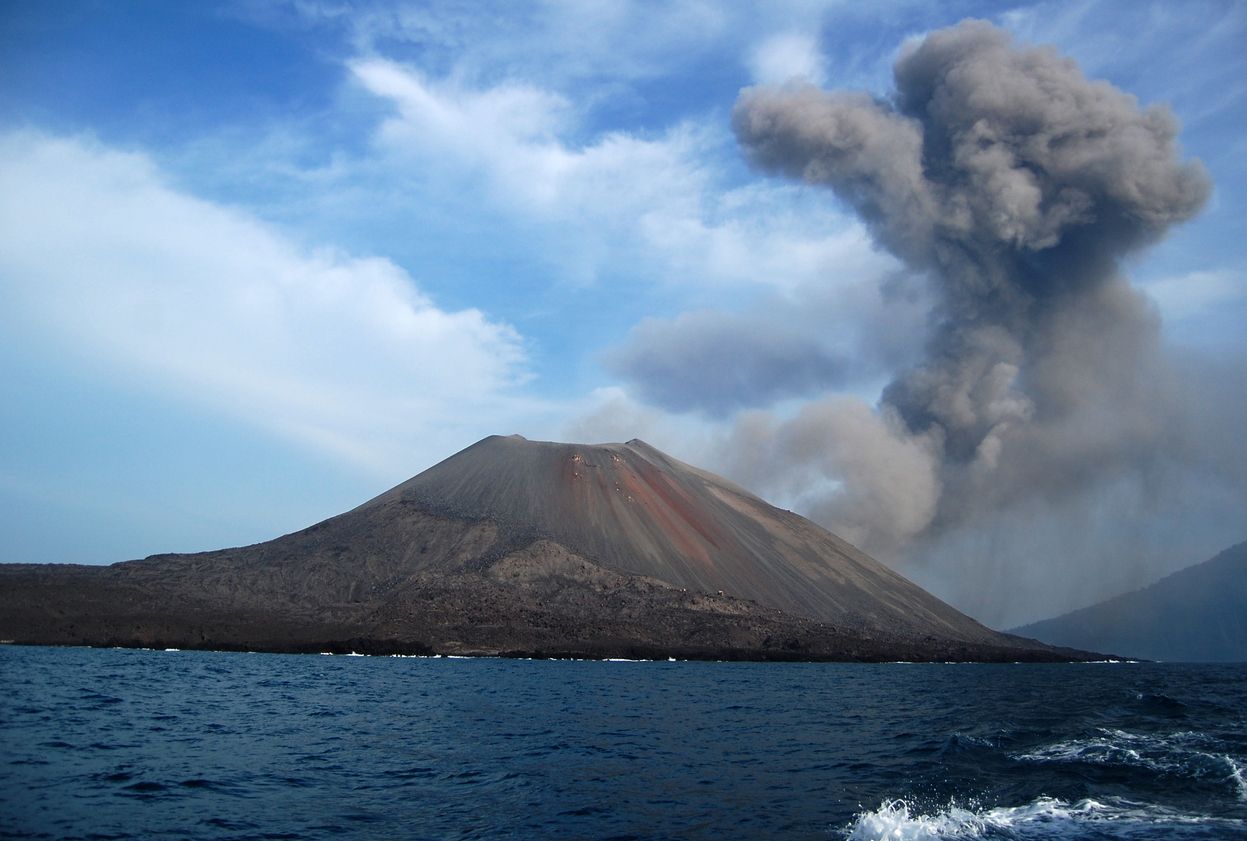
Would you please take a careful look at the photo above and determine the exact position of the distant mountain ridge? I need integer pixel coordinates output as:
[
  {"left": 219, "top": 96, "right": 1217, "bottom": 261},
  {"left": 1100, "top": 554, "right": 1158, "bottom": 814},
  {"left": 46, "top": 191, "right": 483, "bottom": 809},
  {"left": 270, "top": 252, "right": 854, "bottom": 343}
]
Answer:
[
  {"left": 1010, "top": 542, "right": 1247, "bottom": 662},
  {"left": 0, "top": 435, "right": 1093, "bottom": 661}
]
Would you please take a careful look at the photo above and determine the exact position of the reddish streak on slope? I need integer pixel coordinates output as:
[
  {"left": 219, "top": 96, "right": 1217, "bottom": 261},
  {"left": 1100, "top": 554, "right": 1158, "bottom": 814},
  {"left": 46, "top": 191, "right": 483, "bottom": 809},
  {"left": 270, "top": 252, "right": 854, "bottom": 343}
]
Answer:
[
  {"left": 639, "top": 461, "right": 723, "bottom": 549},
  {"left": 558, "top": 452, "right": 714, "bottom": 571},
  {"left": 619, "top": 458, "right": 728, "bottom": 571}
]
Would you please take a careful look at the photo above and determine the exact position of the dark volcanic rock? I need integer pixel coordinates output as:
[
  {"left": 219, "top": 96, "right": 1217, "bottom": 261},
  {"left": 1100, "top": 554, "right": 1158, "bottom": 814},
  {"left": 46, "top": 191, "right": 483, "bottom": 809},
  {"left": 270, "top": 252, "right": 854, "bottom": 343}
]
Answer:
[{"left": 0, "top": 436, "right": 1092, "bottom": 661}]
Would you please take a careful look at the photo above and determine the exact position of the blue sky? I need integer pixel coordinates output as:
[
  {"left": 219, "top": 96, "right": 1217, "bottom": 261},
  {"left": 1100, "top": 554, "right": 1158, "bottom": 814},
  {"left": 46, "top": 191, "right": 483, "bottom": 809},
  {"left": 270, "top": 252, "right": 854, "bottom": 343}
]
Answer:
[{"left": 2, "top": 1, "right": 1244, "bottom": 627}]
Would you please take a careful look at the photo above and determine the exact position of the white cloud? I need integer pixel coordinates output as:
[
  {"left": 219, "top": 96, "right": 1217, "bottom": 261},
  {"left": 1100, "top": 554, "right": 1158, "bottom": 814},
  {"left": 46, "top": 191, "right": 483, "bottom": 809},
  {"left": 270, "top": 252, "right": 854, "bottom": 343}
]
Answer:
[
  {"left": 291, "top": 1, "right": 731, "bottom": 87},
  {"left": 1141, "top": 268, "right": 1244, "bottom": 321},
  {"left": 0, "top": 131, "right": 544, "bottom": 475},
  {"left": 351, "top": 57, "right": 883, "bottom": 292},
  {"left": 638, "top": 193, "right": 896, "bottom": 293},
  {"left": 352, "top": 58, "right": 707, "bottom": 221},
  {"left": 748, "top": 32, "right": 827, "bottom": 86}
]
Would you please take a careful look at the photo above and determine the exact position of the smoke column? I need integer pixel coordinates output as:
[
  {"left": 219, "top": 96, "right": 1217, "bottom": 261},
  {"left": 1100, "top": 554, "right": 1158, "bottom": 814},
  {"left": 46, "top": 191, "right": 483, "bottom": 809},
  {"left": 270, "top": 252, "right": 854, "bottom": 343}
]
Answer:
[{"left": 728, "top": 20, "right": 1210, "bottom": 554}]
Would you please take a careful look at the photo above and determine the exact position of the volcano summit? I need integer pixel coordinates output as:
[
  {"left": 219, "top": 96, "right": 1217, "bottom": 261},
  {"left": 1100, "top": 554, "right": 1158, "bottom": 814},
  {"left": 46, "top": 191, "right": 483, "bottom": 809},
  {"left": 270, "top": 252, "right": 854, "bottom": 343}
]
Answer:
[{"left": 0, "top": 435, "right": 1089, "bottom": 661}]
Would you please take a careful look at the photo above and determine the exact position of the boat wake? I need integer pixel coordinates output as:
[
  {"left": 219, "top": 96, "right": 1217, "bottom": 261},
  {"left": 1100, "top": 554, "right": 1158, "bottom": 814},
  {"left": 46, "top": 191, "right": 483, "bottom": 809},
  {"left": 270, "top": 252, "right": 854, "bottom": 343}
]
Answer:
[
  {"left": 843, "top": 795, "right": 1247, "bottom": 839},
  {"left": 1015, "top": 728, "right": 1246, "bottom": 802}
]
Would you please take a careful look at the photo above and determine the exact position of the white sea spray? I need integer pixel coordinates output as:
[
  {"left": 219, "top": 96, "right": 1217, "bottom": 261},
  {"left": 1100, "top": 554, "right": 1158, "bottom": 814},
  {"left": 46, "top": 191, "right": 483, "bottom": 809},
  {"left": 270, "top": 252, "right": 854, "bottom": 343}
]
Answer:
[{"left": 844, "top": 795, "right": 1245, "bottom": 840}]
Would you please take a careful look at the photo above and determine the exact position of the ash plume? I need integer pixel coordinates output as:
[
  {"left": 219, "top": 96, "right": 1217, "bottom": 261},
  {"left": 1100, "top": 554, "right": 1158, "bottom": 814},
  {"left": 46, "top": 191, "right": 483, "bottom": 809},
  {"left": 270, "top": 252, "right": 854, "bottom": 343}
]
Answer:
[{"left": 728, "top": 20, "right": 1211, "bottom": 553}]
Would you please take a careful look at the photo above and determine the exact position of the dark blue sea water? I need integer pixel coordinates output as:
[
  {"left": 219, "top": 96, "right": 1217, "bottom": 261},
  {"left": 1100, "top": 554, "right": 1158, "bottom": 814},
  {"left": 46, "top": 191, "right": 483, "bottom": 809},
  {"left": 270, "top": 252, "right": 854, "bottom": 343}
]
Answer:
[{"left": 1, "top": 647, "right": 1244, "bottom": 840}]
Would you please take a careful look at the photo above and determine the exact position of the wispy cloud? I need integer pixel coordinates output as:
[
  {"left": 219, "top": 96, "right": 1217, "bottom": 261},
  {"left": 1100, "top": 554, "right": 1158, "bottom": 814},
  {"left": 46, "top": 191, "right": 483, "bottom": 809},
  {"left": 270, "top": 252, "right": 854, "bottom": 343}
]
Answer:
[
  {"left": 0, "top": 130, "right": 543, "bottom": 475},
  {"left": 285, "top": 0, "right": 733, "bottom": 86},
  {"left": 353, "top": 57, "right": 706, "bottom": 220},
  {"left": 748, "top": 32, "right": 827, "bottom": 86},
  {"left": 1141, "top": 269, "right": 1244, "bottom": 322},
  {"left": 350, "top": 57, "right": 884, "bottom": 294}
]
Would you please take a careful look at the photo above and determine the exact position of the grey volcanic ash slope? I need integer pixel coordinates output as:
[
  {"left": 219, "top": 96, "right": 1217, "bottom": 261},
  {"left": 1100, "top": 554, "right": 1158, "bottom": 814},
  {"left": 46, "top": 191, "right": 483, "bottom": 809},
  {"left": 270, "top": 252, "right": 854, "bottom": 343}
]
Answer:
[
  {"left": 0, "top": 435, "right": 1076, "bottom": 659},
  {"left": 386, "top": 435, "right": 992, "bottom": 641}
]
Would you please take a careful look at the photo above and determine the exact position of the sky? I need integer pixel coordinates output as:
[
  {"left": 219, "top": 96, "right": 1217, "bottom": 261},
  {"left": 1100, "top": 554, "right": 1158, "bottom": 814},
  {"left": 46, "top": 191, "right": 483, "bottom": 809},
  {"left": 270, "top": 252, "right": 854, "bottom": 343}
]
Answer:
[{"left": 1, "top": 0, "right": 1244, "bottom": 629}]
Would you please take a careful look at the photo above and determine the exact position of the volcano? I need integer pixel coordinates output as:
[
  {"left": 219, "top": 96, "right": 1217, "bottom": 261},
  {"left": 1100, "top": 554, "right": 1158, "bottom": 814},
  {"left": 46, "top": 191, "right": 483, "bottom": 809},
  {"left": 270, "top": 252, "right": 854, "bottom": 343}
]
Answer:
[{"left": 0, "top": 435, "right": 1088, "bottom": 660}]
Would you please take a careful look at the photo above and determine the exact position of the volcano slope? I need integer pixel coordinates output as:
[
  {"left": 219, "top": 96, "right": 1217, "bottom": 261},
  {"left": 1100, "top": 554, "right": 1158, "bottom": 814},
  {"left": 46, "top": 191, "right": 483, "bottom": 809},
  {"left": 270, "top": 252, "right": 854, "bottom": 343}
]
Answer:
[{"left": 0, "top": 435, "right": 1089, "bottom": 661}]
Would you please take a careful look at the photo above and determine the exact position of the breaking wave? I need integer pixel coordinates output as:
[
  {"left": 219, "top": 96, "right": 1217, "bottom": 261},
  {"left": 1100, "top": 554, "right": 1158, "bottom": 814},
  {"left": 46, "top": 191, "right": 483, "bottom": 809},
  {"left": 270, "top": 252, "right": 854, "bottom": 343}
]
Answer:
[{"left": 845, "top": 796, "right": 1247, "bottom": 840}]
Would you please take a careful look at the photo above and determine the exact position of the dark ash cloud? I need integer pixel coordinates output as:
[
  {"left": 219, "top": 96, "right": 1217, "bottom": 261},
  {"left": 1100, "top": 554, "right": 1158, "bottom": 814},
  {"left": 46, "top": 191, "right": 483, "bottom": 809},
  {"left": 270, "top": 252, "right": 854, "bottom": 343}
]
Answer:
[
  {"left": 724, "top": 19, "right": 1216, "bottom": 557},
  {"left": 607, "top": 310, "right": 853, "bottom": 417}
]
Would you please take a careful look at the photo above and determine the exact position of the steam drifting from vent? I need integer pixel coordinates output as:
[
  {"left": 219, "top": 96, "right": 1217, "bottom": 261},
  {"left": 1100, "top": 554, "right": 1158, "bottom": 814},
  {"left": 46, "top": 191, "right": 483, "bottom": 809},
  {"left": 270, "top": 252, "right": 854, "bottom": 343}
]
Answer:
[{"left": 727, "top": 20, "right": 1210, "bottom": 553}]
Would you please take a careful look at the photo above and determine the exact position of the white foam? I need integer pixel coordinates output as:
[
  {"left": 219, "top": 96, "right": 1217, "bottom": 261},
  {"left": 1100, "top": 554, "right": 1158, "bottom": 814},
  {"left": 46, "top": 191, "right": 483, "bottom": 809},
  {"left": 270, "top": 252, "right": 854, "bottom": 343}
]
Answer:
[
  {"left": 1229, "top": 755, "right": 1247, "bottom": 802},
  {"left": 844, "top": 796, "right": 1118, "bottom": 839},
  {"left": 1083, "top": 659, "right": 1137, "bottom": 664},
  {"left": 844, "top": 795, "right": 1244, "bottom": 840},
  {"left": 1016, "top": 728, "right": 1247, "bottom": 799},
  {"left": 846, "top": 798, "right": 988, "bottom": 839}
]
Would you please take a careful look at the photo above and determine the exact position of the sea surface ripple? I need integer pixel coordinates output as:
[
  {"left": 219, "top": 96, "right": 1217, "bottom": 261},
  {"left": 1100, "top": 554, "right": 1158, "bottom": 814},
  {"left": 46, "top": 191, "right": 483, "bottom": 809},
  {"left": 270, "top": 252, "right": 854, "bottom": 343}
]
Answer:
[{"left": 1, "top": 647, "right": 1244, "bottom": 840}]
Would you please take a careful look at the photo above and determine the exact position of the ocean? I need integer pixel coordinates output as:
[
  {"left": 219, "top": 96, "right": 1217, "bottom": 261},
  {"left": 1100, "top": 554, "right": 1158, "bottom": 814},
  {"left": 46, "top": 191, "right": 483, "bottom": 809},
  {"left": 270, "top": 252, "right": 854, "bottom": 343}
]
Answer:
[{"left": 1, "top": 647, "right": 1244, "bottom": 840}]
